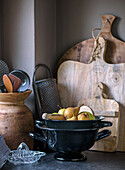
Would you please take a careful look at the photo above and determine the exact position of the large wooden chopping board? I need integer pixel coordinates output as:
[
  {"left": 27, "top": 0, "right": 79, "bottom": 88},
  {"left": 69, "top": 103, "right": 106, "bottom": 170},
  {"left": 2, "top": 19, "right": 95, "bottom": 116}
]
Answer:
[
  {"left": 77, "top": 82, "right": 120, "bottom": 152},
  {"left": 57, "top": 14, "right": 125, "bottom": 70},
  {"left": 57, "top": 37, "right": 125, "bottom": 151}
]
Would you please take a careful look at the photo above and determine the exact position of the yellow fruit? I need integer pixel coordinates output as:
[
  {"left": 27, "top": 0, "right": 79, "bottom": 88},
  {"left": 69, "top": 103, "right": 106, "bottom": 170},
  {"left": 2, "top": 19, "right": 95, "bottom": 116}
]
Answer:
[
  {"left": 78, "top": 112, "right": 95, "bottom": 120},
  {"left": 58, "top": 108, "right": 65, "bottom": 115},
  {"left": 67, "top": 116, "right": 78, "bottom": 121},
  {"left": 64, "top": 107, "right": 80, "bottom": 119},
  {"left": 42, "top": 113, "right": 65, "bottom": 120},
  {"left": 74, "top": 106, "right": 80, "bottom": 116},
  {"left": 78, "top": 112, "right": 90, "bottom": 120}
]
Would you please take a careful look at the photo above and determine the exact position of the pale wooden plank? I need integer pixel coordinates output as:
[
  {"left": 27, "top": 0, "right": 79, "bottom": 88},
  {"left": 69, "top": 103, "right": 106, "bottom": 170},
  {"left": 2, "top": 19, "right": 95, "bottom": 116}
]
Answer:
[{"left": 57, "top": 37, "right": 124, "bottom": 151}]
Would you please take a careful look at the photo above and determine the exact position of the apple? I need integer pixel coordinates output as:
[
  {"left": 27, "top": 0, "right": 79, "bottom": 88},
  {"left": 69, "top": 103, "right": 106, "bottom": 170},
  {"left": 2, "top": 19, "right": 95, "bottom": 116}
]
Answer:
[
  {"left": 87, "top": 112, "right": 95, "bottom": 120},
  {"left": 78, "top": 111, "right": 95, "bottom": 120}
]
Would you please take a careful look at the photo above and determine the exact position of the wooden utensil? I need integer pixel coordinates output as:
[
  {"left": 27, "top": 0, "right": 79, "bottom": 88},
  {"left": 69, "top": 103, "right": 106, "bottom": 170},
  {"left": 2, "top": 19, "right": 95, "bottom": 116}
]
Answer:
[
  {"left": 10, "top": 70, "right": 30, "bottom": 92},
  {"left": 3, "top": 74, "right": 13, "bottom": 93},
  {"left": 57, "top": 37, "right": 125, "bottom": 151},
  {"left": 9, "top": 73, "right": 22, "bottom": 92}
]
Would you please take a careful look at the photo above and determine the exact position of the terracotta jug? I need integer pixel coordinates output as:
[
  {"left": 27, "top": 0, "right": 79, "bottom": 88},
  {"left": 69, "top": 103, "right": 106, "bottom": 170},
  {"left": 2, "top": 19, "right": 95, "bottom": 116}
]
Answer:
[{"left": 0, "top": 89, "right": 34, "bottom": 150}]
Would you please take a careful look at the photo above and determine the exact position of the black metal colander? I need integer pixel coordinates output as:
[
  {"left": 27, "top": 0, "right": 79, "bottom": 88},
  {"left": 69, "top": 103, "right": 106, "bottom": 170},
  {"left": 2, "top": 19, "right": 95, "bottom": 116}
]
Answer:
[{"left": 32, "top": 64, "right": 62, "bottom": 118}]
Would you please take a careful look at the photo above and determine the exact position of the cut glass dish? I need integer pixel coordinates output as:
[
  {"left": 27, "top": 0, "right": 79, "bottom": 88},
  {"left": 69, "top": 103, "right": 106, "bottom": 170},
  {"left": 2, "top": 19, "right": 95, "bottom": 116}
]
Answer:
[{"left": 8, "top": 142, "right": 46, "bottom": 165}]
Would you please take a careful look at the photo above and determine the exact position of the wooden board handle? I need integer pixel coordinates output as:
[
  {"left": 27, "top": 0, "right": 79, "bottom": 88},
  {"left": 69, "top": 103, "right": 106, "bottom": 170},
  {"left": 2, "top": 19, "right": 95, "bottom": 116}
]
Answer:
[{"left": 101, "top": 15, "right": 116, "bottom": 33}]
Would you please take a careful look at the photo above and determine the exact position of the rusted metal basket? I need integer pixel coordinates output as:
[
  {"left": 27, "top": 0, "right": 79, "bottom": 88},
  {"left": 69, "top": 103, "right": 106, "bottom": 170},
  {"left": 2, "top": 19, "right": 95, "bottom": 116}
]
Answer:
[{"left": 32, "top": 64, "right": 62, "bottom": 118}]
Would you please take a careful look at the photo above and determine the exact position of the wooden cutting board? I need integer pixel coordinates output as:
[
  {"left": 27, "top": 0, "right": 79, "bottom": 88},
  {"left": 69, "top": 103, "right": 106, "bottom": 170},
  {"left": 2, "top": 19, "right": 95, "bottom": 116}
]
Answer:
[
  {"left": 78, "top": 82, "right": 120, "bottom": 152},
  {"left": 57, "top": 37, "right": 125, "bottom": 151},
  {"left": 56, "top": 14, "right": 125, "bottom": 70},
  {"left": 58, "top": 37, "right": 106, "bottom": 108}
]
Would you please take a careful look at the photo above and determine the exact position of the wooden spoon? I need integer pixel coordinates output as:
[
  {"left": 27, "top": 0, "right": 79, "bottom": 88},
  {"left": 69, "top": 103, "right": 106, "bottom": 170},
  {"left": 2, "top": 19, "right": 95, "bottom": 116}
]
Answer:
[
  {"left": 9, "top": 73, "right": 22, "bottom": 92},
  {"left": 3, "top": 74, "right": 13, "bottom": 93}
]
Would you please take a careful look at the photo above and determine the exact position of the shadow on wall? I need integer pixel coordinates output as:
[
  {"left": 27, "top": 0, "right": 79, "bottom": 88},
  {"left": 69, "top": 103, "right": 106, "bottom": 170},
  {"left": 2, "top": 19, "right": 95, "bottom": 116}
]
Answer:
[{"left": 112, "top": 16, "right": 124, "bottom": 42}]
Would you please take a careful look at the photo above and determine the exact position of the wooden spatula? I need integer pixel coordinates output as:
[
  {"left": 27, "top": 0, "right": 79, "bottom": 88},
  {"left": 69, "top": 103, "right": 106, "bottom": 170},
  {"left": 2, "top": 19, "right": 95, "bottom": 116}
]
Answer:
[
  {"left": 3, "top": 74, "right": 13, "bottom": 93},
  {"left": 9, "top": 73, "right": 22, "bottom": 92}
]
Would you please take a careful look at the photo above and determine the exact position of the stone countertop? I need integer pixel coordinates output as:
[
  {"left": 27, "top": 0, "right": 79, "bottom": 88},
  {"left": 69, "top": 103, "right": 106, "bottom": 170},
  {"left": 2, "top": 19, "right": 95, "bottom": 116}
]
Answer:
[{"left": 1, "top": 151, "right": 125, "bottom": 170}]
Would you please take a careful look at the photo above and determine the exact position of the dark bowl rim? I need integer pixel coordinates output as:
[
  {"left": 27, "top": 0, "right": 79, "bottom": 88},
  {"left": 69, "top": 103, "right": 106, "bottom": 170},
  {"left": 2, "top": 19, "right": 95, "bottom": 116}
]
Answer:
[
  {"left": 35, "top": 124, "right": 99, "bottom": 131},
  {"left": 42, "top": 116, "right": 104, "bottom": 122}
]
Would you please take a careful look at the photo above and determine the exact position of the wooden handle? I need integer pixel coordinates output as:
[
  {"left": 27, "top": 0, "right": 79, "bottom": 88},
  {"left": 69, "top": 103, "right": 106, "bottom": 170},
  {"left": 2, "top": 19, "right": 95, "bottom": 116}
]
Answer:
[
  {"left": 3, "top": 74, "right": 13, "bottom": 93},
  {"left": 101, "top": 15, "right": 116, "bottom": 33},
  {"left": 9, "top": 73, "right": 22, "bottom": 92}
]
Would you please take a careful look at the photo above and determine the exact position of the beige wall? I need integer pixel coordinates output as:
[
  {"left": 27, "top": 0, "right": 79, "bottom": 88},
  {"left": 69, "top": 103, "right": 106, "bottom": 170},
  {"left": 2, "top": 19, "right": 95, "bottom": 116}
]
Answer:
[
  {"left": 1, "top": 0, "right": 56, "bottom": 116},
  {"left": 2, "top": 0, "right": 35, "bottom": 75},
  {"left": 56, "top": 0, "right": 125, "bottom": 60},
  {"left": 35, "top": 0, "right": 56, "bottom": 77},
  {"left": 2, "top": 0, "right": 35, "bottom": 114}
]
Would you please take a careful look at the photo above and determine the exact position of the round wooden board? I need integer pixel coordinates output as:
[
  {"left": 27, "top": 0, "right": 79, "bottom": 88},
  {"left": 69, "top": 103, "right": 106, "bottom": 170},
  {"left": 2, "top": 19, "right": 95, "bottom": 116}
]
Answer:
[{"left": 57, "top": 15, "right": 125, "bottom": 71}]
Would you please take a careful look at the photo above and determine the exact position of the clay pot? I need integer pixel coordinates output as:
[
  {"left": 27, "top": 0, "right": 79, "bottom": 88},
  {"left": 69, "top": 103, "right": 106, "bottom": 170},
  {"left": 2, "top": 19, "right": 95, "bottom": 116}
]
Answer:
[{"left": 0, "top": 90, "right": 34, "bottom": 150}]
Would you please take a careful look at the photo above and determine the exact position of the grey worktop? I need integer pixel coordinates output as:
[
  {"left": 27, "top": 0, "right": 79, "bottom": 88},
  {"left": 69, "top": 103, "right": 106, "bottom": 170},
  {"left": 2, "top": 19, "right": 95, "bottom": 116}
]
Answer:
[{"left": 1, "top": 151, "right": 125, "bottom": 170}]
